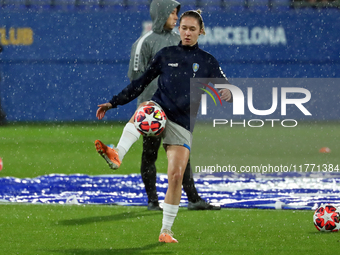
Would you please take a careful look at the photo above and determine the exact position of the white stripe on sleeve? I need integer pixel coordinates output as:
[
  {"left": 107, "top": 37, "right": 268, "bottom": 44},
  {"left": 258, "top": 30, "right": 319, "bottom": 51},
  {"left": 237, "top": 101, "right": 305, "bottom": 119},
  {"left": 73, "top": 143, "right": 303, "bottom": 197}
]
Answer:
[{"left": 133, "top": 31, "right": 153, "bottom": 71}]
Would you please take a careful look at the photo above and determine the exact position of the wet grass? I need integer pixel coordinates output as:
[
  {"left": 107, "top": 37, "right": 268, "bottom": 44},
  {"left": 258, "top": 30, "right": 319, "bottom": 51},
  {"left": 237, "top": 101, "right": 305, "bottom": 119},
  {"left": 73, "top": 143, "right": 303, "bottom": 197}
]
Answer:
[
  {"left": 1, "top": 121, "right": 338, "bottom": 178},
  {"left": 0, "top": 203, "right": 337, "bottom": 255},
  {"left": 0, "top": 121, "right": 339, "bottom": 254},
  {"left": 191, "top": 121, "right": 339, "bottom": 174},
  {"left": 0, "top": 122, "right": 159, "bottom": 178}
]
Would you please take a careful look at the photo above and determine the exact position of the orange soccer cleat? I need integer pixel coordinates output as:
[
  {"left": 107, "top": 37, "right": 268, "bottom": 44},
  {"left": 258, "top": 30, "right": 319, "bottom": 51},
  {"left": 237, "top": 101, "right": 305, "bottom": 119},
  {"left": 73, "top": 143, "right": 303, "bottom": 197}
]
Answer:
[
  {"left": 319, "top": 147, "right": 331, "bottom": 153},
  {"left": 158, "top": 229, "right": 178, "bottom": 243},
  {"left": 95, "top": 140, "right": 121, "bottom": 170}
]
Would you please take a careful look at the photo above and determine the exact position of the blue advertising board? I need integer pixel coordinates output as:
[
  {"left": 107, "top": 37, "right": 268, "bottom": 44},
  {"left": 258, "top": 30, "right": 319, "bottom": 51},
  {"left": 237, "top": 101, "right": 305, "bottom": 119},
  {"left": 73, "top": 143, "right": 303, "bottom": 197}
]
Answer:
[{"left": 0, "top": 9, "right": 339, "bottom": 121}]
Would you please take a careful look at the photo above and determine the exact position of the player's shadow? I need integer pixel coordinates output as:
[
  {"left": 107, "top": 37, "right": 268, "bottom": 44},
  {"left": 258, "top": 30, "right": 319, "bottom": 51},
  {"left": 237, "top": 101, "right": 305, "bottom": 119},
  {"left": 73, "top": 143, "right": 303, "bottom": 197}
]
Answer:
[
  {"left": 55, "top": 210, "right": 163, "bottom": 226},
  {"left": 46, "top": 242, "right": 169, "bottom": 255},
  {"left": 308, "top": 231, "right": 334, "bottom": 234},
  {"left": 56, "top": 207, "right": 190, "bottom": 226}
]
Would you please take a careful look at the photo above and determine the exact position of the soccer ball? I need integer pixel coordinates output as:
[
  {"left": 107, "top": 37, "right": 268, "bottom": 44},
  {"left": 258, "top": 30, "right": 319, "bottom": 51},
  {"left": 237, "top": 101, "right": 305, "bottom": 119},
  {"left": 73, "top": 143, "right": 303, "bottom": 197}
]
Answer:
[
  {"left": 134, "top": 104, "right": 166, "bottom": 136},
  {"left": 313, "top": 204, "right": 340, "bottom": 232}
]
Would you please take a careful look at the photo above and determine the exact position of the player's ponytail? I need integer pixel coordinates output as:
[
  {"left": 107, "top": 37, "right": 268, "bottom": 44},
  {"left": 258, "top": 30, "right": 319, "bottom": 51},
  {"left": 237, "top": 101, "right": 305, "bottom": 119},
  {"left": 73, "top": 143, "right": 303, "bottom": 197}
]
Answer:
[{"left": 179, "top": 9, "right": 206, "bottom": 35}]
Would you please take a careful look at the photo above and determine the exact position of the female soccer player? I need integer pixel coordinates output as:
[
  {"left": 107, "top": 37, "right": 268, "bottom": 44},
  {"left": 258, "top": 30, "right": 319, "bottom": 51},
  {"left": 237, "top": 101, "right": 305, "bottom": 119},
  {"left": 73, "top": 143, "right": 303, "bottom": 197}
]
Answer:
[
  {"left": 95, "top": 10, "right": 232, "bottom": 243},
  {"left": 129, "top": 0, "right": 218, "bottom": 212}
]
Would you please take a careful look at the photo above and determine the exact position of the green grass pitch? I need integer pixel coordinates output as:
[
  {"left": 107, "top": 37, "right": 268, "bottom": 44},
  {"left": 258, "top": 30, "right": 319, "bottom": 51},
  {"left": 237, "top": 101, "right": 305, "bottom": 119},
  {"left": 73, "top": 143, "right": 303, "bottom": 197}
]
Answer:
[{"left": 0, "top": 121, "right": 339, "bottom": 254}]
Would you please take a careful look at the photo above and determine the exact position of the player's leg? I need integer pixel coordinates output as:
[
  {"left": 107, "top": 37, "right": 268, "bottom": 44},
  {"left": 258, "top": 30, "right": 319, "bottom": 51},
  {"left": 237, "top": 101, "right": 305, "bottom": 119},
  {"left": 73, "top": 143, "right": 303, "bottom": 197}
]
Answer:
[
  {"left": 116, "top": 101, "right": 160, "bottom": 160},
  {"left": 182, "top": 159, "right": 200, "bottom": 202},
  {"left": 141, "top": 135, "right": 162, "bottom": 210},
  {"left": 164, "top": 145, "right": 189, "bottom": 204},
  {"left": 95, "top": 101, "right": 150, "bottom": 169},
  {"left": 157, "top": 118, "right": 192, "bottom": 243},
  {"left": 159, "top": 145, "right": 189, "bottom": 243},
  {"left": 183, "top": 160, "right": 221, "bottom": 210}
]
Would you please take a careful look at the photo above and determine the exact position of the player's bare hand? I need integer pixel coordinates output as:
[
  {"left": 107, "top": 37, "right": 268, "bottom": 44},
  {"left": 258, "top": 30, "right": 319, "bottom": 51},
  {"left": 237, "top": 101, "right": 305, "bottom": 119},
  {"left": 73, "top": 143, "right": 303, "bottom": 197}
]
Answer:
[
  {"left": 96, "top": 103, "right": 113, "bottom": 120},
  {"left": 219, "top": 88, "right": 232, "bottom": 102}
]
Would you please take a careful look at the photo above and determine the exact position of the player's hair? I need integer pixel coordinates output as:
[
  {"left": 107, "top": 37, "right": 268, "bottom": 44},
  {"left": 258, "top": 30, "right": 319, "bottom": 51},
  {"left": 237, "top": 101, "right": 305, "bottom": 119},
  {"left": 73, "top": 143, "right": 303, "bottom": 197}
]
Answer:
[{"left": 179, "top": 9, "right": 206, "bottom": 35}]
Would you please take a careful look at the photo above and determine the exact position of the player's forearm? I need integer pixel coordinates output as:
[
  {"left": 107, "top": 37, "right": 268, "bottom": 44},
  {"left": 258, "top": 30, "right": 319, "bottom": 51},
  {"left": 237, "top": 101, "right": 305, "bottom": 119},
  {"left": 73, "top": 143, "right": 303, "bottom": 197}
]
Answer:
[{"left": 109, "top": 67, "right": 159, "bottom": 108}]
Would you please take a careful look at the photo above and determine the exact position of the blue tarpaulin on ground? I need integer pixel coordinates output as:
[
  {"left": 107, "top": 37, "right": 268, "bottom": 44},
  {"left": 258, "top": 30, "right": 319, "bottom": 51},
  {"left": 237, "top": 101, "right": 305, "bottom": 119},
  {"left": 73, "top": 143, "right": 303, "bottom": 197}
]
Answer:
[{"left": 1, "top": 173, "right": 339, "bottom": 210}]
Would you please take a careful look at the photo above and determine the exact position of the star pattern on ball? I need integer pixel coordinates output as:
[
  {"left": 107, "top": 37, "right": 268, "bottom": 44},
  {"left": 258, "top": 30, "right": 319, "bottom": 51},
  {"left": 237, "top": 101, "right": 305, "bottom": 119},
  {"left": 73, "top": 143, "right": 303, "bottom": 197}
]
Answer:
[{"left": 322, "top": 209, "right": 336, "bottom": 223}]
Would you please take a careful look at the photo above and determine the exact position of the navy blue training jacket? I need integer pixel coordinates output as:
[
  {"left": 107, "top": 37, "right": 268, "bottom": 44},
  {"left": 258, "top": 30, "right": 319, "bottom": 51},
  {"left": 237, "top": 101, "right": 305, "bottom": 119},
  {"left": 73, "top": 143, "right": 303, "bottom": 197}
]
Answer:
[{"left": 109, "top": 42, "right": 229, "bottom": 132}]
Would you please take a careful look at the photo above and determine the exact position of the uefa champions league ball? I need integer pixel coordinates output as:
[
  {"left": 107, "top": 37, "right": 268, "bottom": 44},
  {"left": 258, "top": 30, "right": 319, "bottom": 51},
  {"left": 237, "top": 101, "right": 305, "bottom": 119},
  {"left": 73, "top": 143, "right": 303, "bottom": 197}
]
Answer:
[
  {"left": 313, "top": 204, "right": 340, "bottom": 232},
  {"left": 134, "top": 104, "right": 166, "bottom": 136}
]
